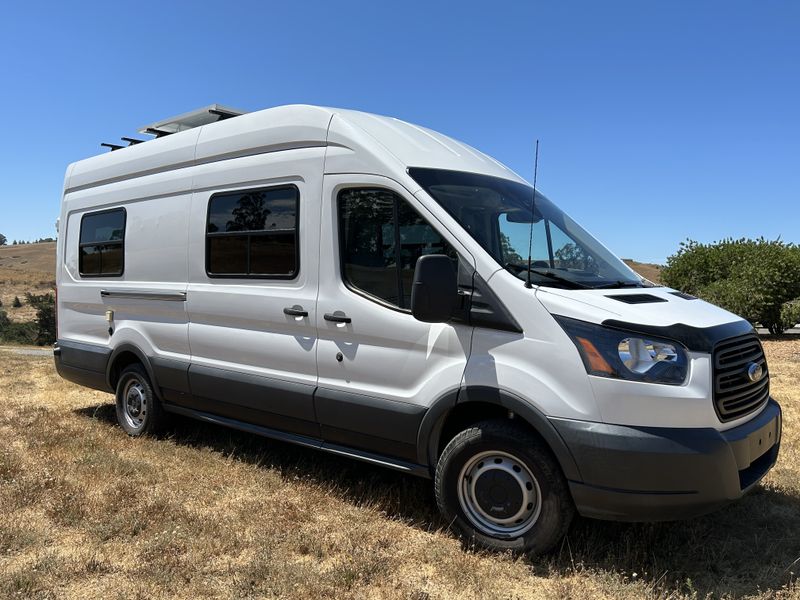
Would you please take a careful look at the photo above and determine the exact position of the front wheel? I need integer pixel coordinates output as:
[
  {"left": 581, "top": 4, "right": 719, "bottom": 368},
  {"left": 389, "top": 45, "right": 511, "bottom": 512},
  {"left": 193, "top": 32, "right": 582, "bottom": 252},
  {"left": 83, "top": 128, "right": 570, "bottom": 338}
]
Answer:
[{"left": 434, "top": 420, "right": 574, "bottom": 555}]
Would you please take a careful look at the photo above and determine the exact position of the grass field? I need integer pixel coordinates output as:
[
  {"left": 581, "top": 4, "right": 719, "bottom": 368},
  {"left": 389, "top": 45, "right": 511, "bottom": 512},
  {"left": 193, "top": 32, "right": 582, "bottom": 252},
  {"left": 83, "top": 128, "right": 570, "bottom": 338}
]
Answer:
[{"left": 1, "top": 340, "right": 798, "bottom": 599}]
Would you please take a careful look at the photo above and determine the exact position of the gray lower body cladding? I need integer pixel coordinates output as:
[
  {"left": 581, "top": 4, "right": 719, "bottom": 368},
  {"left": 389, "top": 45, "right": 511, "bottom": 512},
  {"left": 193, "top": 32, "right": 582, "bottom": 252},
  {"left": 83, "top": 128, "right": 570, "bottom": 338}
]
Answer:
[
  {"left": 551, "top": 398, "right": 782, "bottom": 521},
  {"left": 54, "top": 339, "right": 426, "bottom": 467}
]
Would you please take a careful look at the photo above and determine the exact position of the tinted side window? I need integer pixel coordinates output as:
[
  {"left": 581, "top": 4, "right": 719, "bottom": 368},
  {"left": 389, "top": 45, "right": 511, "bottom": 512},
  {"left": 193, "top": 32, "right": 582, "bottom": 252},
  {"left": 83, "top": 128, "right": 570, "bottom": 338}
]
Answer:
[
  {"left": 206, "top": 186, "right": 299, "bottom": 278},
  {"left": 79, "top": 208, "right": 126, "bottom": 277},
  {"left": 338, "top": 188, "right": 456, "bottom": 309}
]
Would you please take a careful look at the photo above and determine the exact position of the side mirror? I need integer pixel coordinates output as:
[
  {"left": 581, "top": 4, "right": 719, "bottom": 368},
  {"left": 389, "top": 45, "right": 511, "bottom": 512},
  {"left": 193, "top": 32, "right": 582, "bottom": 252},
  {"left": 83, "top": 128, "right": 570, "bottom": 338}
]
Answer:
[{"left": 410, "top": 254, "right": 458, "bottom": 323}]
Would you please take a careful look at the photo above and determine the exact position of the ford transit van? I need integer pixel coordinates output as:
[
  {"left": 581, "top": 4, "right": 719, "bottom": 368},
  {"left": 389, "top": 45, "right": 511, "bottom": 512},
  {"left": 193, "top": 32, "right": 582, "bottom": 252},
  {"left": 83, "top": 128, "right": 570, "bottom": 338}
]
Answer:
[{"left": 55, "top": 104, "right": 781, "bottom": 554}]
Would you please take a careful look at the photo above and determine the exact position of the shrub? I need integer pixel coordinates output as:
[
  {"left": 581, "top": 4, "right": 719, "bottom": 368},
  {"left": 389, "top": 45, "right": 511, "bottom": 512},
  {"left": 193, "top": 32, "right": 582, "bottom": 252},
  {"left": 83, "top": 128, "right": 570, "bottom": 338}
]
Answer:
[
  {"left": 12, "top": 296, "right": 22, "bottom": 308},
  {"left": 0, "top": 294, "right": 55, "bottom": 345},
  {"left": 25, "top": 293, "right": 55, "bottom": 346},
  {"left": 661, "top": 238, "right": 800, "bottom": 334},
  {"left": 0, "top": 310, "right": 38, "bottom": 344}
]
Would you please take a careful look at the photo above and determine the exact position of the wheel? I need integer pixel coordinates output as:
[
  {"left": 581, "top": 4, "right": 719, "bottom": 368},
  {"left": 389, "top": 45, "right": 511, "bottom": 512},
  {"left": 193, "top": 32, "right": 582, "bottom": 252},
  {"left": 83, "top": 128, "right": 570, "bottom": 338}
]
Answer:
[
  {"left": 114, "top": 363, "right": 166, "bottom": 436},
  {"left": 435, "top": 419, "right": 574, "bottom": 555}
]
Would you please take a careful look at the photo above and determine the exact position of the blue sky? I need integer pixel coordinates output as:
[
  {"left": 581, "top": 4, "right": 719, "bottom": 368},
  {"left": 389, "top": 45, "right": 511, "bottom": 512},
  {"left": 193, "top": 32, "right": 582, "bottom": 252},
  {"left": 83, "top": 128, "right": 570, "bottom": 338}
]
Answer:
[{"left": 0, "top": 1, "right": 797, "bottom": 263}]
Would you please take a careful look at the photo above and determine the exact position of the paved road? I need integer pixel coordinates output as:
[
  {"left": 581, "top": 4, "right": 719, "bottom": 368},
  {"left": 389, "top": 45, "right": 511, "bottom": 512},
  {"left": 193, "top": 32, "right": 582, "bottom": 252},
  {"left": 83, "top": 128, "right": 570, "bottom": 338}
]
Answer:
[
  {"left": 757, "top": 328, "right": 800, "bottom": 335},
  {"left": 0, "top": 346, "right": 52, "bottom": 357}
]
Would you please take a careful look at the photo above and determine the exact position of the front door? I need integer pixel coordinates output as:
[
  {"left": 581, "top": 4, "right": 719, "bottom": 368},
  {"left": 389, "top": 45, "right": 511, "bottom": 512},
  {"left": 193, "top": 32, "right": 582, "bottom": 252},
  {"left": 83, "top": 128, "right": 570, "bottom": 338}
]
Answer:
[{"left": 315, "top": 174, "right": 474, "bottom": 462}]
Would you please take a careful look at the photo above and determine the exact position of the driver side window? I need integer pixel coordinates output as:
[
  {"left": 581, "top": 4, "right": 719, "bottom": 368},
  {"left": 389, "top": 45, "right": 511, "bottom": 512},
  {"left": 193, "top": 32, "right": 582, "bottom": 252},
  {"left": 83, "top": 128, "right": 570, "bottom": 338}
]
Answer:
[{"left": 338, "top": 188, "right": 457, "bottom": 310}]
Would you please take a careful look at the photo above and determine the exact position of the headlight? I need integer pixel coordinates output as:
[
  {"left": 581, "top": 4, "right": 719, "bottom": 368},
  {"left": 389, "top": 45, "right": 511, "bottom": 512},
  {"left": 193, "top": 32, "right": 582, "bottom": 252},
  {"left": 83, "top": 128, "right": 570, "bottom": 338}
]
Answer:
[{"left": 554, "top": 316, "right": 689, "bottom": 385}]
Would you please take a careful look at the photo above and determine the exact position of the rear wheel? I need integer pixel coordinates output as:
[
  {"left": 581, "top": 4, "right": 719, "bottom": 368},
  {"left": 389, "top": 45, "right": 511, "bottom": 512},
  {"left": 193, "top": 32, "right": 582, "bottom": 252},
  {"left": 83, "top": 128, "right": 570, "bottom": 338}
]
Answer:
[
  {"left": 435, "top": 419, "right": 574, "bottom": 555},
  {"left": 115, "top": 364, "right": 166, "bottom": 436}
]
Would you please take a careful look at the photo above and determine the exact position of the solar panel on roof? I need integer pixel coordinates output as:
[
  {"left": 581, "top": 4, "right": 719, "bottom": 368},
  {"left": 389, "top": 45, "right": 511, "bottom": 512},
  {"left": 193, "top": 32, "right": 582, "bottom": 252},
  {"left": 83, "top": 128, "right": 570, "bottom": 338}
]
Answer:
[{"left": 137, "top": 104, "right": 248, "bottom": 136}]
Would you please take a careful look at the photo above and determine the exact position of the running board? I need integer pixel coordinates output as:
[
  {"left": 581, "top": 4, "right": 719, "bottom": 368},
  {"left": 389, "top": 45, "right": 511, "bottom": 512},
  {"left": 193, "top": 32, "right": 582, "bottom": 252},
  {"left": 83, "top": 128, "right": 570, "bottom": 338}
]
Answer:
[{"left": 163, "top": 404, "right": 430, "bottom": 478}]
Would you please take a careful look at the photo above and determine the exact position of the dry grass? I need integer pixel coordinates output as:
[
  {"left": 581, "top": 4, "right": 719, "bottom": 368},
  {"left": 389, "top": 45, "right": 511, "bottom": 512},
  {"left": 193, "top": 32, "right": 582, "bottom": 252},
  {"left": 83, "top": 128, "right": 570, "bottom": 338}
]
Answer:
[{"left": 0, "top": 341, "right": 798, "bottom": 599}]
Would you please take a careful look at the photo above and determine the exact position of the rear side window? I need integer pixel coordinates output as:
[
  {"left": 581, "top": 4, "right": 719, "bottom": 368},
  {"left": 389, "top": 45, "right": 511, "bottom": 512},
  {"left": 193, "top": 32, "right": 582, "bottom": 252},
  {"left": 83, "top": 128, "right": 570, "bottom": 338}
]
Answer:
[
  {"left": 338, "top": 188, "right": 457, "bottom": 310},
  {"left": 79, "top": 208, "right": 126, "bottom": 277},
  {"left": 206, "top": 186, "right": 299, "bottom": 278}
]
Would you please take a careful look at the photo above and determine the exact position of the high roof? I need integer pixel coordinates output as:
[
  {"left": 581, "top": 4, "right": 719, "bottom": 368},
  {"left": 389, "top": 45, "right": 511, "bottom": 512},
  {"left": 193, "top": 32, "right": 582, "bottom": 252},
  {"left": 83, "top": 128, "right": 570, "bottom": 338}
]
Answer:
[{"left": 65, "top": 105, "right": 527, "bottom": 194}]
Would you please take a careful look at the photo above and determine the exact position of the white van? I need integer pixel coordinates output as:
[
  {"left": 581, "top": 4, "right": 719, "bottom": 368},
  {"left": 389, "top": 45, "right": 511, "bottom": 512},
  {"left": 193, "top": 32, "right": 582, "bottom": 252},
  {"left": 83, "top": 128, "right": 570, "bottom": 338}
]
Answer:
[{"left": 55, "top": 104, "right": 781, "bottom": 554}]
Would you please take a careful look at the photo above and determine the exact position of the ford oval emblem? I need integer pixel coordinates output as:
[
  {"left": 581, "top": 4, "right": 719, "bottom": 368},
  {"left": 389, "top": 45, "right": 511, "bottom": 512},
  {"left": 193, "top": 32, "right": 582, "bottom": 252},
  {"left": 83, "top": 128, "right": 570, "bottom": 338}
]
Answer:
[{"left": 746, "top": 362, "right": 764, "bottom": 383}]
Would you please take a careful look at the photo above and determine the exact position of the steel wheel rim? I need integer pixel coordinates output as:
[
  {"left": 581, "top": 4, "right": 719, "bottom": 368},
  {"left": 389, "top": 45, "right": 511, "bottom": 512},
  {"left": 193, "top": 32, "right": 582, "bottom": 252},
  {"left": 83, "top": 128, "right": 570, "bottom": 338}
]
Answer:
[
  {"left": 122, "top": 380, "right": 147, "bottom": 430},
  {"left": 457, "top": 450, "right": 542, "bottom": 538}
]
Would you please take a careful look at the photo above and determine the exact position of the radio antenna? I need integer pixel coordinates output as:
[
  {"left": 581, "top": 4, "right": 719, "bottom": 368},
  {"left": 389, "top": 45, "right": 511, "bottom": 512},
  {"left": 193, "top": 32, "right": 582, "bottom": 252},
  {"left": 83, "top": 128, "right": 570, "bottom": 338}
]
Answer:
[{"left": 524, "top": 140, "right": 540, "bottom": 289}]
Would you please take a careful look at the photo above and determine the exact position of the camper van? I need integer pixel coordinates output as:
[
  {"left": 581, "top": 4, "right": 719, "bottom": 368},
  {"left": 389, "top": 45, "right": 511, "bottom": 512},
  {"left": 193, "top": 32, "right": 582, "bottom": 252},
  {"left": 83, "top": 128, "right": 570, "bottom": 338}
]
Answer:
[{"left": 55, "top": 104, "right": 781, "bottom": 554}]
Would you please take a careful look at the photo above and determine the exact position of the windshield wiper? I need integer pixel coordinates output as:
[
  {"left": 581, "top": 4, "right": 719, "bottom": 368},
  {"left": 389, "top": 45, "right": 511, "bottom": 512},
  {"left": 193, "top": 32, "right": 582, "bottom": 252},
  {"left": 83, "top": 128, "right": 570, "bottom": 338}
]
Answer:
[
  {"left": 506, "top": 263, "right": 595, "bottom": 289},
  {"left": 529, "top": 268, "right": 594, "bottom": 289},
  {"left": 592, "top": 280, "right": 645, "bottom": 289}
]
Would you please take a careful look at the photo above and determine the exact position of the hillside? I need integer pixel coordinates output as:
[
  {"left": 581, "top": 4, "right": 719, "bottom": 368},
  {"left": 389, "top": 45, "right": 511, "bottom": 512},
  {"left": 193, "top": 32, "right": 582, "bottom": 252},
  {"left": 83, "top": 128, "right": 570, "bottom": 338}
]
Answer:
[
  {"left": 623, "top": 259, "right": 662, "bottom": 283},
  {"left": 0, "top": 243, "right": 56, "bottom": 321},
  {"left": 0, "top": 241, "right": 56, "bottom": 274}
]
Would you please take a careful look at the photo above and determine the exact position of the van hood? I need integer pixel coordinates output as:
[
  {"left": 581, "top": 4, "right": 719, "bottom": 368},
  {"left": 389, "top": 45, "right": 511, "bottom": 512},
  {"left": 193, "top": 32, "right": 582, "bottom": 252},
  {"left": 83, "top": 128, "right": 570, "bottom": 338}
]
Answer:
[{"left": 535, "top": 285, "right": 754, "bottom": 352}]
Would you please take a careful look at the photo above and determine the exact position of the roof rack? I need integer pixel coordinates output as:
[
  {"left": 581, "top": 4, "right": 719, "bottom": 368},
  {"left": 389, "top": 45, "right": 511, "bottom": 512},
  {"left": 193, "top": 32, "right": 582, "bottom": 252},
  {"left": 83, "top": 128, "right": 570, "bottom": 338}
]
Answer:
[{"left": 102, "top": 104, "right": 248, "bottom": 152}]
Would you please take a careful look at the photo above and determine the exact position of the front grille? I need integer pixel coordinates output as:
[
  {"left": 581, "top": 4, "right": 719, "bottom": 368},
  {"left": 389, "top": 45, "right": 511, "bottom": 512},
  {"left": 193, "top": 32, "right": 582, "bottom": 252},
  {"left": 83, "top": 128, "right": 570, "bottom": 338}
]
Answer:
[{"left": 713, "top": 334, "right": 769, "bottom": 422}]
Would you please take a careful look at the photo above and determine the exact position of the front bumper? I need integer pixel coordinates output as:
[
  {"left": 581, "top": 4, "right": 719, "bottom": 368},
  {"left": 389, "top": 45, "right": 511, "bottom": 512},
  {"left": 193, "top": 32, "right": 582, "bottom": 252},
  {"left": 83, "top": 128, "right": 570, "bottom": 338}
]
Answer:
[{"left": 551, "top": 398, "right": 781, "bottom": 521}]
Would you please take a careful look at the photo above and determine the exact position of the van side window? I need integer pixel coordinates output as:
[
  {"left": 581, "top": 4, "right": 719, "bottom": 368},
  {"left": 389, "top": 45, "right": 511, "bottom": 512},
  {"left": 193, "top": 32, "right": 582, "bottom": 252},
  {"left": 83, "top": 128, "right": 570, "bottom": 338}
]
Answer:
[
  {"left": 79, "top": 208, "right": 126, "bottom": 277},
  {"left": 206, "top": 186, "right": 299, "bottom": 278},
  {"left": 338, "top": 188, "right": 457, "bottom": 310}
]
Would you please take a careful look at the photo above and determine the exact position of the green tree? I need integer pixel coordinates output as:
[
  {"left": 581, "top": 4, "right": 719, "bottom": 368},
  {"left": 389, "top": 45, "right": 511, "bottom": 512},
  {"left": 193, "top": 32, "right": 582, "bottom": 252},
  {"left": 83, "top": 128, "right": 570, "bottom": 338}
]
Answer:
[
  {"left": 499, "top": 233, "right": 525, "bottom": 264},
  {"left": 661, "top": 238, "right": 800, "bottom": 334},
  {"left": 0, "top": 233, "right": 6, "bottom": 245},
  {"left": 554, "top": 242, "right": 598, "bottom": 273}
]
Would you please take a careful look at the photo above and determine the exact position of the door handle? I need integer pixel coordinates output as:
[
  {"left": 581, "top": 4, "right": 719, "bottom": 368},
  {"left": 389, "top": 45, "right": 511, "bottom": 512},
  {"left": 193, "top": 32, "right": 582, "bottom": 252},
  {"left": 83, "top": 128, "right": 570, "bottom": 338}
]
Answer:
[
  {"left": 283, "top": 306, "right": 309, "bottom": 317},
  {"left": 324, "top": 312, "right": 352, "bottom": 324}
]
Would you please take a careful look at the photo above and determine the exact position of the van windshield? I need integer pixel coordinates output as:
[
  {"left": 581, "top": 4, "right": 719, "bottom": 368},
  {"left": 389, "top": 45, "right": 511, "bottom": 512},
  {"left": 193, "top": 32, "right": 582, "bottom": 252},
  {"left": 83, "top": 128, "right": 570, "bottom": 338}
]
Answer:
[{"left": 408, "top": 168, "right": 647, "bottom": 290}]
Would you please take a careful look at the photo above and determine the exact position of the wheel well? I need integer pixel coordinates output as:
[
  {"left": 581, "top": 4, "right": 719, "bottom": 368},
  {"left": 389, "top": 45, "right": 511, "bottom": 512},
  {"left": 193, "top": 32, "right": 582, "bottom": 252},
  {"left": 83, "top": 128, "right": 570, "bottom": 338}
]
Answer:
[
  {"left": 108, "top": 351, "right": 143, "bottom": 390},
  {"left": 436, "top": 401, "right": 545, "bottom": 460}
]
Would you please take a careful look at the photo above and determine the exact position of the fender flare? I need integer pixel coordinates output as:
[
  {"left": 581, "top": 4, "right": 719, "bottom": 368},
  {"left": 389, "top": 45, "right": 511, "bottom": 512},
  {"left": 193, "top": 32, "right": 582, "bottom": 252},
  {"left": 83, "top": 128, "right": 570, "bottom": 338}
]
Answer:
[
  {"left": 105, "top": 343, "right": 159, "bottom": 397},
  {"left": 416, "top": 385, "right": 583, "bottom": 482}
]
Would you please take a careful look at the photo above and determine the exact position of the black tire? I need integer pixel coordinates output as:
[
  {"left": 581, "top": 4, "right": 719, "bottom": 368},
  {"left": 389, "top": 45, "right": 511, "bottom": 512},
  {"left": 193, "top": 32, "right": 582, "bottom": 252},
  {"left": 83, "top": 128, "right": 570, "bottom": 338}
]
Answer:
[
  {"left": 435, "top": 419, "right": 574, "bottom": 555},
  {"left": 114, "top": 363, "right": 166, "bottom": 436}
]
